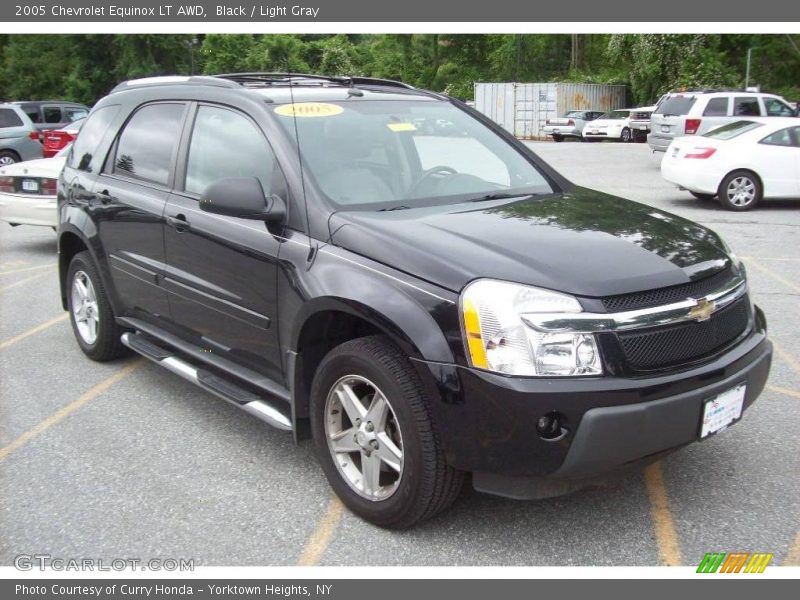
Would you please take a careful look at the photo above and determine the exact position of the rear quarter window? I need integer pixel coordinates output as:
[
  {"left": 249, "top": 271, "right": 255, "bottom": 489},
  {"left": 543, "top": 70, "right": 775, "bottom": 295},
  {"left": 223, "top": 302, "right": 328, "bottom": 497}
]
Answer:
[
  {"left": 0, "top": 108, "right": 24, "bottom": 128},
  {"left": 68, "top": 105, "right": 122, "bottom": 172},
  {"left": 655, "top": 96, "right": 697, "bottom": 116}
]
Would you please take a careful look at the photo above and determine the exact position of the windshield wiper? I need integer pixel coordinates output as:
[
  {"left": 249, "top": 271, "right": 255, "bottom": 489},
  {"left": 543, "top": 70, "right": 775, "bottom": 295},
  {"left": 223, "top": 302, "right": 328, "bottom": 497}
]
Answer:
[
  {"left": 378, "top": 205, "right": 410, "bottom": 211},
  {"left": 469, "top": 192, "right": 535, "bottom": 203}
]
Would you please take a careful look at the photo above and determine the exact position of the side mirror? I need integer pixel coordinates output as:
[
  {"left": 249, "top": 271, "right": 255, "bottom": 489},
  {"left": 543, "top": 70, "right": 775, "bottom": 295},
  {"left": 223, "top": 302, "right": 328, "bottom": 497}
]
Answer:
[{"left": 199, "top": 177, "right": 286, "bottom": 223}]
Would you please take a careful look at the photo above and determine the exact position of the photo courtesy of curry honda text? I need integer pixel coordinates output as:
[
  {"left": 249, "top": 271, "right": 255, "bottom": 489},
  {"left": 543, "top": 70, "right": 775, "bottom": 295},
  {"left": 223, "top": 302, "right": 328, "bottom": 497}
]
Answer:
[{"left": 57, "top": 74, "right": 772, "bottom": 529}]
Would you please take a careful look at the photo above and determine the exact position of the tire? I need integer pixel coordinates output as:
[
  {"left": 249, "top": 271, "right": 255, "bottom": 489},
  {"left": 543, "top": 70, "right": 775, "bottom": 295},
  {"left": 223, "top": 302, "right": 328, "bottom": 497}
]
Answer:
[
  {"left": 0, "top": 150, "right": 20, "bottom": 166},
  {"left": 690, "top": 192, "right": 716, "bottom": 201},
  {"left": 552, "top": 134, "right": 563, "bottom": 142},
  {"left": 310, "top": 335, "right": 464, "bottom": 529},
  {"left": 620, "top": 127, "right": 632, "bottom": 143},
  {"left": 717, "top": 170, "right": 762, "bottom": 211},
  {"left": 66, "top": 251, "right": 127, "bottom": 361}
]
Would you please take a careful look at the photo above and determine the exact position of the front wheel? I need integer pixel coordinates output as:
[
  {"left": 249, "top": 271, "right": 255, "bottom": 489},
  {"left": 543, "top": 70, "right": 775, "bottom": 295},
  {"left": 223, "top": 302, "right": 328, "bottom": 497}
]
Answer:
[
  {"left": 620, "top": 127, "right": 632, "bottom": 143},
  {"left": 718, "top": 170, "right": 762, "bottom": 211},
  {"left": 552, "top": 134, "right": 564, "bottom": 142},
  {"left": 310, "top": 336, "right": 464, "bottom": 529},
  {"left": 67, "top": 251, "right": 127, "bottom": 361}
]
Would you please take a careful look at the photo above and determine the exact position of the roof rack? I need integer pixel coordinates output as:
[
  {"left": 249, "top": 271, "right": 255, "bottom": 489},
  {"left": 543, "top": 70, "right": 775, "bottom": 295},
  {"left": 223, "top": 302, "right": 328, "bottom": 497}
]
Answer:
[{"left": 212, "top": 72, "right": 417, "bottom": 90}]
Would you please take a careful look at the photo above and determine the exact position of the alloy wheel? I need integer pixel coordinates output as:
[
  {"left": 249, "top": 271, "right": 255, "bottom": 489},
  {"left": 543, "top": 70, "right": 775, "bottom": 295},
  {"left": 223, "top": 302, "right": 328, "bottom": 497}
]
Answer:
[
  {"left": 726, "top": 176, "right": 756, "bottom": 207},
  {"left": 0, "top": 156, "right": 17, "bottom": 166},
  {"left": 324, "top": 375, "right": 404, "bottom": 501},
  {"left": 71, "top": 270, "right": 99, "bottom": 344}
]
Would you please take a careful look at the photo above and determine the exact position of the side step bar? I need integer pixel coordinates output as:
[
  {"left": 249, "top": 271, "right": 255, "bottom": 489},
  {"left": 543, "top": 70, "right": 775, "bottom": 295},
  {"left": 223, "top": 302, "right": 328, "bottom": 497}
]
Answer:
[{"left": 121, "top": 332, "right": 292, "bottom": 431}]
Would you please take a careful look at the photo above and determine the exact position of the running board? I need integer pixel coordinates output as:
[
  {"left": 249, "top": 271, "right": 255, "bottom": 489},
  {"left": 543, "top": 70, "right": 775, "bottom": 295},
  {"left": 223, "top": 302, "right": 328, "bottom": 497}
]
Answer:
[{"left": 121, "top": 332, "right": 292, "bottom": 431}]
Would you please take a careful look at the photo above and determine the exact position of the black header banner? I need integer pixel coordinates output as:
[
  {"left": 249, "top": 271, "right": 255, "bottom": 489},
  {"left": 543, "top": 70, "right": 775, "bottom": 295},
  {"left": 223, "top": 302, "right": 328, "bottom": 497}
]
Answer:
[{"left": 3, "top": 0, "right": 800, "bottom": 22}]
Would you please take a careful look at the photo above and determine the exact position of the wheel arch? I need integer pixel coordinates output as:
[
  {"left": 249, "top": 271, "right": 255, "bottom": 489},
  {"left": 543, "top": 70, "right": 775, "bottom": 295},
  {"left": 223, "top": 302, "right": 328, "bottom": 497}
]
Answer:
[{"left": 57, "top": 225, "right": 107, "bottom": 311}]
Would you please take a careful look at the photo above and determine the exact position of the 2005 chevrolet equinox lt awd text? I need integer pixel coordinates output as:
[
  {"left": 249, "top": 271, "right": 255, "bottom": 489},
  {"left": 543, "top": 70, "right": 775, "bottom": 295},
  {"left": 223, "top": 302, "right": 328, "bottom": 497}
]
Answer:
[{"left": 57, "top": 74, "right": 772, "bottom": 528}]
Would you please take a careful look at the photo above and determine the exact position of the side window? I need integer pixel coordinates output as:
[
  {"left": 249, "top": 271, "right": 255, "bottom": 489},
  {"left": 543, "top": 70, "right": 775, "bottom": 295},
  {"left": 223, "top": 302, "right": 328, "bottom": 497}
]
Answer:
[
  {"left": 69, "top": 105, "right": 121, "bottom": 172},
  {"left": 113, "top": 103, "right": 185, "bottom": 186},
  {"left": 763, "top": 98, "right": 794, "bottom": 117},
  {"left": 761, "top": 127, "right": 800, "bottom": 147},
  {"left": 43, "top": 106, "right": 63, "bottom": 124},
  {"left": 64, "top": 107, "right": 89, "bottom": 122},
  {"left": 184, "top": 105, "right": 276, "bottom": 196},
  {"left": 22, "top": 105, "right": 41, "bottom": 123},
  {"left": 733, "top": 97, "right": 760, "bottom": 116},
  {"left": 703, "top": 97, "right": 729, "bottom": 116},
  {"left": 0, "top": 108, "right": 24, "bottom": 128}
]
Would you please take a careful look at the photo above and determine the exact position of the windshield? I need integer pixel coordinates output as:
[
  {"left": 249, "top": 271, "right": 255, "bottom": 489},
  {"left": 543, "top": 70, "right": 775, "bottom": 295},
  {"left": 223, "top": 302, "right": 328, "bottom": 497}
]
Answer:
[
  {"left": 602, "top": 111, "right": 628, "bottom": 120},
  {"left": 702, "top": 120, "right": 764, "bottom": 140},
  {"left": 564, "top": 111, "right": 586, "bottom": 118},
  {"left": 274, "top": 99, "right": 553, "bottom": 209},
  {"left": 656, "top": 96, "right": 697, "bottom": 116}
]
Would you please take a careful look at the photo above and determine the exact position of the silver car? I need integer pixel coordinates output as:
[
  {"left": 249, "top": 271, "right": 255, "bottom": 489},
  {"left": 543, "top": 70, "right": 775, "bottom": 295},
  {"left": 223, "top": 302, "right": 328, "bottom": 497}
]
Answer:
[
  {"left": 0, "top": 104, "right": 44, "bottom": 166},
  {"left": 648, "top": 90, "right": 799, "bottom": 152},
  {"left": 542, "top": 110, "right": 605, "bottom": 142}
]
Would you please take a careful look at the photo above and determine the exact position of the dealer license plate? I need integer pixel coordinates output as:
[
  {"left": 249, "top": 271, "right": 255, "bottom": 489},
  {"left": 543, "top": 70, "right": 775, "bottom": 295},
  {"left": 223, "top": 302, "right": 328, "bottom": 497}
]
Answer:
[
  {"left": 21, "top": 179, "right": 39, "bottom": 193},
  {"left": 661, "top": 125, "right": 670, "bottom": 133},
  {"left": 700, "top": 384, "right": 745, "bottom": 438}
]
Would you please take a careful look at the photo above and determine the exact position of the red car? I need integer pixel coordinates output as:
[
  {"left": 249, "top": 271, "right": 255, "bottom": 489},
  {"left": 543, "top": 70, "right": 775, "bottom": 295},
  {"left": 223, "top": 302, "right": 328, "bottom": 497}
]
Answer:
[{"left": 42, "top": 117, "right": 84, "bottom": 158}]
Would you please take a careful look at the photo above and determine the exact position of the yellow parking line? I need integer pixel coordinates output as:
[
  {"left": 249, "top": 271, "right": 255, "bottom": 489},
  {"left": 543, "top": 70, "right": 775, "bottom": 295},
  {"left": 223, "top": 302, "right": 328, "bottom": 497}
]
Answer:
[
  {"left": 0, "top": 263, "right": 55, "bottom": 276},
  {"left": 644, "top": 463, "right": 682, "bottom": 566},
  {"left": 296, "top": 497, "right": 344, "bottom": 566},
  {"left": 772, "top": 340, "right": 800, "bottom": 378},
  {"left": 0, "top": 270, "right": 53, "bottom": 292},
  {"left": 783, "top": 531, "right": 800, "bottom": 565},
  {"left": 0, "top": 359, "right": 143, "bottom": 463},
  {"left": 742, "top": 257, "right": 800, "bottom": 294},
  {"left": 0, "top": 313, "right": 68, "bottom": 351},
  {"left": 768, "top": 384, "right": 800, "bottom": 400}
]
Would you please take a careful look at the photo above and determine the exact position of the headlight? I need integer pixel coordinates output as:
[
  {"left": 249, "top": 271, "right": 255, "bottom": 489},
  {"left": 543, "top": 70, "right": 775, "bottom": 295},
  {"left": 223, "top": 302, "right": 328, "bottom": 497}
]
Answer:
[{"left": 460, "top": 279, "right": 602, "bottom": 377}]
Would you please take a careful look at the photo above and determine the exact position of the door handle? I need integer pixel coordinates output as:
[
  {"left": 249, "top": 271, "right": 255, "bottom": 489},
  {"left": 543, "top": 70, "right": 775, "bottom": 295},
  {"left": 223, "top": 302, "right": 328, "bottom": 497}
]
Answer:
[
  {"left": 167, "top": 214, "right": 191, "bottom": 232},
  {"left": 93, "top": 189, "right": 115, "bottom": 205}
]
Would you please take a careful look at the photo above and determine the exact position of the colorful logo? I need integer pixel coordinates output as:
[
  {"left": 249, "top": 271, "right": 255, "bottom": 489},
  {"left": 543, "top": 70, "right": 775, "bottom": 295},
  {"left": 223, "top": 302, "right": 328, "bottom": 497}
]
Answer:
[{"left": 697, "top": 552, "right": 773, "bottom": 573}]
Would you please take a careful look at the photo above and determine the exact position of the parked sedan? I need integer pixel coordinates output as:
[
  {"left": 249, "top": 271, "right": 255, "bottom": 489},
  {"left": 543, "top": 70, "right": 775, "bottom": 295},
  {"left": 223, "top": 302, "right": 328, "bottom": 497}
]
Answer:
[
  {"left": 582, "top": 109, "right": 634, "bottom": 142},
  {"left": 661, "top": 118, "right": 800, "bottom": 211},
  {"left": 0, "top": 144, "right": 68, "bottom": 228},
  {"left": 542, "top": 110, "right": 605, "bottom": 142},
  {"left": 43, "top": 117, "right": 85, "bottom": 157},
  {"left": 628, "top": 105, "right": 656, "bottom": 142}
]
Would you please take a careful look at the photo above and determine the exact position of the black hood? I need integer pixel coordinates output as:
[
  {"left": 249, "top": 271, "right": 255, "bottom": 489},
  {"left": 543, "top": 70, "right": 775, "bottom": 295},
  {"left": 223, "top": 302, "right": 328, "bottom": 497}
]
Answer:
[{"left": 328, "top": 188, "right": 731, "bottom": 297}]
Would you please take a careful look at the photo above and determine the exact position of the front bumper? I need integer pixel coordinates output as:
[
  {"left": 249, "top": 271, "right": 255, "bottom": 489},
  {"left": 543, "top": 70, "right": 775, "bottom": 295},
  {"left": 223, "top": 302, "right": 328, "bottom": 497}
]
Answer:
[
  {"left": 543, "top": 126, "right": 581, "bottom": 138},
  {"left": 414, "top": 308, "right": 771, "bottom": 499},
  {"left": 0, "top": 192, "right": 57, "bottom": 227}
]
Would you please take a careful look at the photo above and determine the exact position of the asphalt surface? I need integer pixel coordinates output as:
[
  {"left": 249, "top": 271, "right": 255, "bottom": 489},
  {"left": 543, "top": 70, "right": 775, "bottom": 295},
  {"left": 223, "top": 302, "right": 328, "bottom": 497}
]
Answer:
[{"left": 1, "top": 141, "right": 798, "bottom": 567}]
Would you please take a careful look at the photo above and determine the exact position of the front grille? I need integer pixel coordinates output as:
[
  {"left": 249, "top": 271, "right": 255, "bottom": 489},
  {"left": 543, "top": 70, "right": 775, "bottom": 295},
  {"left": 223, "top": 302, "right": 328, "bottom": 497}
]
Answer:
[
  {"left": 617, "top": 296, "right": 750, "bottom": 371},
  {"left": 602, "top": 267, "right": 733, "bottom": 312}
]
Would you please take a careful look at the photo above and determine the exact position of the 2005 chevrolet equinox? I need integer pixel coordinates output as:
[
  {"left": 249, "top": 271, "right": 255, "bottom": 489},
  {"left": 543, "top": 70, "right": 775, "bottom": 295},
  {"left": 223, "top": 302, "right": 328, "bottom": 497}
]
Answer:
[{"left": 57, "top": 74, "right": 772, "bottom": 528}]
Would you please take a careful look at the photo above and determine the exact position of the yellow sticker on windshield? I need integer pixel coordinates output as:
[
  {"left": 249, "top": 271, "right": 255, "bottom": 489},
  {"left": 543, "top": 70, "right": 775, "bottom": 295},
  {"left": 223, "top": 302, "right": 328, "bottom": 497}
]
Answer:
[
  {"left": 274, "top": 103, "right": 344, "bottom": 118},
  {"left": 387, "top": 122, "right": 417, "bottom": 132}
]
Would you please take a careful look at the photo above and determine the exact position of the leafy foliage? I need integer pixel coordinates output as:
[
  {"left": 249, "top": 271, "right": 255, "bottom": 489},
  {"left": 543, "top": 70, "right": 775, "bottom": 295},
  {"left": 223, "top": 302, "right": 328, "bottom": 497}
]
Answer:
[{"left": 0, "top": 34, "right": 798, "bottom": 107}]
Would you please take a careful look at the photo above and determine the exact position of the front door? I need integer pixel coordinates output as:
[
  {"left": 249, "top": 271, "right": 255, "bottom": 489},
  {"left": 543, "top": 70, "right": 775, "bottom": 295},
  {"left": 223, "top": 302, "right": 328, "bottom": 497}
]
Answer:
[{"left": 163, "top": 103, "right": 286, "bottom": 381}]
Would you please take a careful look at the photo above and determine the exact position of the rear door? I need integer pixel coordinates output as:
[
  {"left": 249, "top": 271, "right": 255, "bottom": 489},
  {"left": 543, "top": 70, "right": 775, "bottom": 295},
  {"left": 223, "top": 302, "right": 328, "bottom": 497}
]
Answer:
[
  {"left": 699, "top": 96, "right": 730, "bottom": 135},
  {"left": 755, "top": 126, "right": 800, "bottom": 198},
  {"left": 162, "top": 103, "right": 286, "bottom": 380},
  {"left": 91, "top": 101, "right": 188, "bottom": 322}
]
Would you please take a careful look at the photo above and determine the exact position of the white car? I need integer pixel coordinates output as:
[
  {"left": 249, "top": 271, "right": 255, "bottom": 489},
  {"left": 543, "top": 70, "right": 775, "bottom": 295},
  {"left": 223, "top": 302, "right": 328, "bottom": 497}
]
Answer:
[
  {"left": 628, "top": 105, "right": 657, "bottom": 142},
  {"left": 582, "top": 109, "right": 635, "bottom": 142},
  {"left": 0, "top": 144, "right": 68, "bottom": 228},
  {"left": 661, "top": 118, "right": 800, "bottom": 211}
]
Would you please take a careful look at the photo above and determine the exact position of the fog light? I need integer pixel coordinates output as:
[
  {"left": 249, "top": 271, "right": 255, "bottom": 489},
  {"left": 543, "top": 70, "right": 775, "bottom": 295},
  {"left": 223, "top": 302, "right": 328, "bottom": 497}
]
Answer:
[{"left": 536, "top": 411, "right": 566, "bottom": 440}]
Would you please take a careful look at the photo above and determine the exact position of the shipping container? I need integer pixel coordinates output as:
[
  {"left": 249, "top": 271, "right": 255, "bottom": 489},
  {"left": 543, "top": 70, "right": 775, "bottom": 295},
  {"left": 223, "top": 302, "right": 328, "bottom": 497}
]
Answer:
[{"left": 474, "top": 82, "right": 628, "bottom": 139}]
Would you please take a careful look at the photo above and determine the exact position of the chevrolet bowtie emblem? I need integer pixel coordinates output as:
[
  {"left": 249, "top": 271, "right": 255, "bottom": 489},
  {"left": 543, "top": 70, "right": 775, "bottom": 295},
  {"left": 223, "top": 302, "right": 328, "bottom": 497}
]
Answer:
[{"left": 689, "top": 298, "right": 717, "bottom": 322}]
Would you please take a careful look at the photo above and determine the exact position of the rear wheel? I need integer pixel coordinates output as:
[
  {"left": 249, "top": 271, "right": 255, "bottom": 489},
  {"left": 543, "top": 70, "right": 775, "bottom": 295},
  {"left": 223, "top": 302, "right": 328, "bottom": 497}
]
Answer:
[
  {"left": 620, "top": 127, "right": 632, "bottom": 143},
  {"left": 0, "top": 150, "right": 20, "bottom": 166},
  {"left": 552, "top": 134, "right": 564, "bottom": 142},
  {"left": 690, "top": 191, "right": 716, "bottom": 201},
  {"left": 718, "top": 170, "right": 762, "bottom": 211},
  {"left": 67, "top": 251, "right": 127, "bottom": 361},
  {"left": 310, "top": 336, "right": 464, "bottom": 529}
]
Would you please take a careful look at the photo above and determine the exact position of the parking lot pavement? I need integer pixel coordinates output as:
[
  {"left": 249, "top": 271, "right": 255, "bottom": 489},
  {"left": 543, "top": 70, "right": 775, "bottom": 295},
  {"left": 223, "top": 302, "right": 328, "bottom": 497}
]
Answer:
[{"left": 1, "top": 142, "right": 798, "bottom": 567}]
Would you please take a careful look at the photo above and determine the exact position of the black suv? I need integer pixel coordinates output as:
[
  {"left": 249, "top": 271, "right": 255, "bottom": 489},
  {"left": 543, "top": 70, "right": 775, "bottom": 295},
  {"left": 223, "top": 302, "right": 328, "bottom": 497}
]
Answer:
[{"left": 57, "top": 74, "right": 772, "bottom": 529}]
